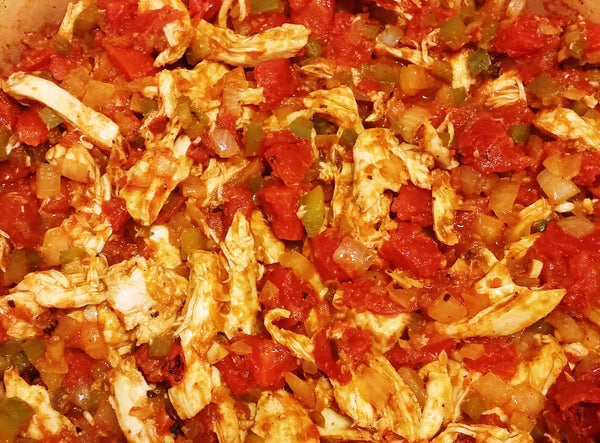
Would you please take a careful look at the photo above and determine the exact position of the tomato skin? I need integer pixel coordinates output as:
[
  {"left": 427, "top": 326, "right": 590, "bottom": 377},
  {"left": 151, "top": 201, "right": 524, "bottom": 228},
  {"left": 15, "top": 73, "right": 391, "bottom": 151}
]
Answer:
[
  {"left": 493, "top": 14, "right": 561, "bottom": 57},
  {"left": 62, "top": 349, "right": 95, "bottom": 390},
  {"left": 254, "top": 59, "right": 298, "bottom": 111},
  {"left": 313, "top": 329, "right": 351, "bottom": 384},
  {"left": 456, "top": 117, "right": 531, "bottom": 173},
  {"left": 222, "top": 185, "right": 256, "bottom": 230},
  {"left": 584, "top": 21, "right": 600, "bottom": 55},
  {"left": 337, "top": 327, "right": 372, "bottom": 369},
  {"left": 379, "top": 222, "right": 443, "bottom": 279},
  {"left": 263, "top": 131, "right": 314, "bottom": 186},
  {"left": 215, "top": 335, "right": 298, "bottom": 394},
  {"left": 0, "top": 91, "right": 21, "bottom": 128},
  {"left": 259, "top": 264, "right": 318, "bottom": 328},
  {"left": 100, "top": 41, "right": 158, "bottom": 81},
  {"left": 102, "top": 198, "right": 130, "bottom": 234},
  {"left": 463, "top": 338, "right": 519, "bottom": 380},
  {"left": 0, "top": 180, "right": 43, "bottom": 248},
  {"left": 189, "top": 0, "right": 222, "bottom": 21},
  {"left": 257, "top": 184, "right": 305, "bottom": 241},
  {"left": 391, "top": 183, "right": 433, "bottom": 226},
  {"left": 385, "top": 337, "right": 456, "bottom": 370},
  {"left": 574, "top": 152, "right": 600, "bottom": 187},
  {"left": 342, "top": 278, "right": 404, "bottom": 316},
  {"left": 16, "top": 109, "right": 48, "bottom": 146},
  {"left": 290, "top": 0, "right": 334, "bottom": 39}
]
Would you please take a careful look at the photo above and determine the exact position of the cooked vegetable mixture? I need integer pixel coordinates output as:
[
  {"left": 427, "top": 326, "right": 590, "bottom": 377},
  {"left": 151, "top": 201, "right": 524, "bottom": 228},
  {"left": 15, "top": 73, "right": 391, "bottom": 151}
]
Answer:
[{"left": 1, "top": 0, "right": 600, "bottom": 441}]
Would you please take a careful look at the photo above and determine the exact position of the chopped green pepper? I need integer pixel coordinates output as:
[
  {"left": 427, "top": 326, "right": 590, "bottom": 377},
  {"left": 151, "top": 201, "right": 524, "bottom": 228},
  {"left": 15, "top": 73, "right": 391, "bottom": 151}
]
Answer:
[
  {"left": 312, "top": 116, "right": 336, "bottom": 135},
  {"left": 245, "top": 123, "right": 264, "bottom": 156},
  {"left": 300, "top": 185, "right": 326, "bottom": 237},
  {"left": 52, "top": 35, "right": 71, "bottom": 56},
  {"left": 141, "top": 98, "right": 158, "bottom": 116},
  {"left": 528, "top": 73, "right": 562, "bottom": 106},
  {"left": 249, "top": 0, "right": 282, "bottom": 13},
  {"left": 290, "top": 117, "right": 313, "bottom": 140},
  {"left": 570, "top": 100, "right": 589, "bottom": 116},
  {"left": 37, "top": 107, "right": 62, "bottom": 129},
  {"left": 305, "top": 37, "right": 323, "bottom": 59},
  {"left": 73, "top": 5, "right": 102, "bottom": 36},
  {"left": 453, "top": 87, "right": 467, "bottom": 106},
  {"left": 439, "top": 16, "right": 468, "bottom": 50},
  {"left": 148, "top": 332, "right": 175, "bottom": 359},
  {"left": 468, "top": 49, "right": 491, "bottom": 76},
  {"left": 563, "top": 27, "right": 585, "bottom": 60},
  {"left": 430, "top": 60, "right": 453, "bottom": 83},
  {"left": 509, "top": 124, "right": 531, "bottom": 144},
  {"left": 460, "top": 391, "right": 485, "bottom": 420},
  {"left": 0, "top": 397, "right": 35, "bottom": 442},
  {"left": 186, "top": 35, "right": 211, "bottom": 65},
  {"left": 180, "top": 227, "right": 205, "bottom": 259},
  {"left": 6, "top": 249, "right": 42, "bottom": 285},
  {"left": 532, "top": 218, "right": 550, "bottom": 233},
  {"left": 59, "top": 247, "right": 86, "bottom": 265},
  {"left": 338, "top": 128, "right": 358, "bottom": 148},
  {"left": 22, "top": 338, "right": 44, "bottom": 364}
]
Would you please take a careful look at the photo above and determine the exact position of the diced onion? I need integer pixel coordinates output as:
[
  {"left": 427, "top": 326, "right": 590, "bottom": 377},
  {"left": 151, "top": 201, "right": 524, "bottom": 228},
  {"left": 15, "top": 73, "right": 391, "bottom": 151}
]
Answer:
[
  {"left": 473, "top": 214, "right": 504, "bottom": 244},
  {"left": 392, "top": 106, "right": 430, "bottom": 142},
  {"left": 488, "top": 178, "right": 520, "bottom": 215},
  {"left": 378, "top": 25, "right": 403, "bottom": 47},
  {"left": 536, "top": 168, "right": 580, "bottom": 204},
  {"left": 509, "top": 410, "right": 536, "bottom": 432},
  {"left": 458, "top": 343, "right": 485, "bottom": 360},
  {"left": 57, "top": 157, "right": 91, "bottom": 183},
  {"left": 332, "top": 237, "right": 373, "bottom": 278},
  {"left": 36, "top": 163, "right": 61, "bottom": 199},
  {"left": 230, "top": 340, "right": 253, "bottom": 355},
  {"left": 41, "top": 227, "right": 71, "bottom": 267},
  {"left": 543, "top": 154, "right": 582, "bottom": 180},
  {"left": 427, "top": 294, "right": 467, "bottom": 323},
  {"left": 211, "top": 128, "right": 240, "bottom": 158},
  {"left": 546, "top": 309, "right": 585, "bottom": 342},
  {"left": 397, "top": 367, "right": 427, "bottom": 408},
  {"left": 473, "top": 373, "right": 512, "bottom": 406},
  {"left": 285, "top": 372, "right": 316, "bottom": 408},
  {"left": 557, "top": 215, "right": 595, "bottom": 238},
  {"left": 207, "top": 342, "right": 229, "bottom": 364},
  {"left": 506, "top": 0, "right": 526, "bottom": 17},
  {"left": 510, "top": 383, "right": 546, "bottom": 416}
]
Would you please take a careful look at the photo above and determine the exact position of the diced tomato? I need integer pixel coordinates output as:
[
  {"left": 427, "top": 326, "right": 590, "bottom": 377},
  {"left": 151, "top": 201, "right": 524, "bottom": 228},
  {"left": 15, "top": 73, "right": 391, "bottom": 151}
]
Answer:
[
  {"left": 403, "top": 6, "right": 453, "bottom": 45},
  {"left": 463, "top": 338, "right": 520, "bottom": 380},
  {"left": 99, "top": 0, "right": 138, "bottom": 34},
  {"left": 543, "top": 372, "right": 600, "bottom": 440},
  {"left": 182, "top": 404, "right": 219, "bottom": 443},
  {"left": 0, "top": 163, "right": 31, "bottom": 187},
  {"left": 309, "top": 229, "right": 353, "bottom": 282},
  {"left": 456, "top": 117, "right": 531, "bottom": 173},
  {"left": 379, "top": 222, "right": 443, "bottom": 279},
  {"left": 243, "top": 335, "right": 298, "bottom": 389},
  {"left": 102, "top": 198, "right": 130, "bottom": 233},
  {"left": 222, "top": 185, "right": 256, "bottom": 230},
  {"left": 528, "top": 221, "right": 600, "bottom": 317},
  {"left": 322, "top": 12, "right": 375, "bottom": 67},
  {"left": 254, "top": 59, "right": 298, "bottom": 111},
  {"left": 257, "top": 184, "right": 305, "bottom": 241},
  {"left": 313, "top": 329, "right": 351, "bottom": 384},
  {"left": 186, "top": 143, "right": 211, "bottom": 164},
  {"left": 16, "top": 109, "right": 48, "bottom": 146},
  {"left": 0, "top": 91, "right": 21, "bottom": 128},
  {"left": 585, "top": 21, "right": 600, "bottom": 55},
  {"left": 189, "top": 0, "right": 222, "bottom": 21},
  {"left": 290, "top": 0, "right": 334, "bottom": 39},
  {"left": 391, "top": 183, "right": 433, "bottom": 226},
  {"left": 385, "top": 337, "right": 456, "bottom": 370},
  {"left": 493, "top": 14, "right": 561, "bottom": 57},
  {"left": 135, "top": 341, "right": 185, "bottom": 386},
  {"left": 515, "top": 180, "right": 542, "bottom": 207},
  {"left": 259, "top": 264, "right": 318, "bottom": 328},
  {"left": 101, "top": 41, "right": 158, "bottom": 81},
  {"left": 247, "top": 12, "right": 288, "bottom": 34},
  {"left": 337, "top": 326, "right": 372, "bottom": 370},
  {"left": 215, "top": 335, "right": 298, "bottom": 394},
  {"left": 575, "top": 152, "right": 600, "bottom": 187},
  {"left": 491, "top": 102, "right": 534, "bottom": 128},
  {"left": 62, "top": 349, "right": 95, "bottom": 390},
  {"left": 342, "top": 278, "right": 405, "bottom": 315},
  {"left": 102, "top": 233, "right": 148, "bottom": 265},
  {"left": 0, "top": 180, "right": 43, "bottom": 248},
  {"left": 263, "top": 130, "right": 313, "bottom": 185}
]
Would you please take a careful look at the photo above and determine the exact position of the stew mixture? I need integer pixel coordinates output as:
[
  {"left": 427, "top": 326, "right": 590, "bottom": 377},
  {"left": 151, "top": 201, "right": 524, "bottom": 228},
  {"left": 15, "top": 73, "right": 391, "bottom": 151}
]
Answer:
[{"left": 0, "top": 0, "right": 600, "bottom": 441}]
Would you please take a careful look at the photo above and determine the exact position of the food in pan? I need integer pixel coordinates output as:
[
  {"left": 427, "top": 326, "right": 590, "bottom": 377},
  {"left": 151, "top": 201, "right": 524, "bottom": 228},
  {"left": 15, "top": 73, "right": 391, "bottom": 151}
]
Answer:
[{"left": 1, "top": 0, "right": 600, "bottom": 441}]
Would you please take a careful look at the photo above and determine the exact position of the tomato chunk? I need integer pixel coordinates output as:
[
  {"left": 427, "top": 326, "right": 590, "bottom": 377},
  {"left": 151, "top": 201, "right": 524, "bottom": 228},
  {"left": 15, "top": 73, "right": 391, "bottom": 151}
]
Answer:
[
  {"left": 379, "top": 222, "right": 443, "bottom": 279},
  {"left": 62, "top": 349, "right": 95, "bottom": 390},
  {"left": 263, "top": 130, "right": 314, "bottom": 186},
  {"left": 189, "top": 0, "right": 222, "bottom": 21},
  {"left": 16, "top": 109, "right": 48, "bottom": 146},
  {"left": 222, "top": 185, "right": 256, "bottom": 230},
  {"left": 342, "top": 278, "right": 404, "bottom": 316},
  {"left": 463, "top": 338, "right": 519, "bottom": 380},
  {"left": 254, "top": 59, "right": 298, "bottom": 111},
  {"left": 257, "top": 184, "right": 305, "bottom": 241},
  {"left": 322, "top": 12, "right": 375, "bottom": 67},
  {"left": 386, "top": 336, "right": 456, "bottom": 370},
  {"left": 101, "top": 41, "right": 158, "bottom": 81},
  {"left": 0, "top": 91, "right": 20, "bottom": 128},
  {"left": 456, "top": 117, "right": 531, "bottom": 173},
  {"left": 493, "top": 14, "right": 560, "bottom": 57},
  {"left": 215, "top": 335, "right": 298, "bottom": 394},
  {"left": 259, "top": 264, "right": 318, "bottom": 328},
  {"left": 309, "top": 229, "right": 352, "bottom": 282},
  {"left": 313, "top": 329, "right": 351, "bottom": 384},
  {"left": 0, "top": 180, "right": 43, "bottom": 248},
  {"left": 290, "top": 0, "right": 334, "bottom": 39},
  {"left": 102, "top": 198, "right": 131, "bottom": 234},
  {"left": 135, "top": 340, "right": 185, "bottom": 386},
  {"left": 391, "top": 183, "right": 433, "bottom": 226}
]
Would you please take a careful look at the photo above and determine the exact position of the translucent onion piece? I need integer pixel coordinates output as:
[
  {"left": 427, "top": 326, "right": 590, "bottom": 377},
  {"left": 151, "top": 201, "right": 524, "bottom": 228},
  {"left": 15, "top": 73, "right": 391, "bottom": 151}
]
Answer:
[
  {"left": 536, "top": 168, "right": 580, "bottom": 204},
  {"left": 36, "top": 163, "right": 61, "bottom": 199},
  {"left": 557, "top": 215, "right": 595, "bottom": 238},
  {"left": 332, "top": 236, "right": 373, "bottom": 277},
  {"left": 211, "top": 128, "right": 240, "bottom": 158}
]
